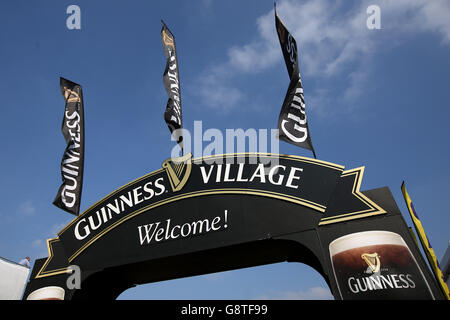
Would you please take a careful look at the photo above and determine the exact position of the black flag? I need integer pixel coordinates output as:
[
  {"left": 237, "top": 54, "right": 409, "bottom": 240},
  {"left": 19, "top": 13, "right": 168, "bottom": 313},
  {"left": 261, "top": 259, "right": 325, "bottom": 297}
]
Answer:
[
  {"left": 53, "top": 77, "right": 85, "bottom": 215},
  {"left": 161, "top": 20, "right": 183, "bottom": 153},
  {"left": 275, "top": 6, "right": 316, "bottom": 158}
]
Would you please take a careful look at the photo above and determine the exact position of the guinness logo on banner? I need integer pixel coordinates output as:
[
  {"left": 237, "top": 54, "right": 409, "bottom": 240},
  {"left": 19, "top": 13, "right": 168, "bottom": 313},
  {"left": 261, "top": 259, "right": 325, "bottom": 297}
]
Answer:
[
  {"left": 162, "top": 153, "right": 192, "bottom": 192},
  {"left": 162, "top": 29, "right": 174, "bottom": 48},
  {"left": 63, "top": 87, "right": 81, "bottom": 103},
  {"left": 361, "top": 252, "right": 381, "bottom": 274}
]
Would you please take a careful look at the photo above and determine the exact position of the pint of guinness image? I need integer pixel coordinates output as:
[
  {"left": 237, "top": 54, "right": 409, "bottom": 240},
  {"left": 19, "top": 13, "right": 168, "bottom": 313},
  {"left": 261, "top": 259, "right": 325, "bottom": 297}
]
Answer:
[
  {"left": 329, "top": 231, "right": 434, "bottom": 299},
  {"left": 26, "top": 286, "right": 65, "bottom": 300}
]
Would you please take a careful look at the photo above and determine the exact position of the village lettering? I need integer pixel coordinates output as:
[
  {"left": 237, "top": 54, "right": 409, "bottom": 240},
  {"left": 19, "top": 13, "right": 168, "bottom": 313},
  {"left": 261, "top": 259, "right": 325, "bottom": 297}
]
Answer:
[{"left": 199, "top": 163, "right": 304, "bottom": 189}]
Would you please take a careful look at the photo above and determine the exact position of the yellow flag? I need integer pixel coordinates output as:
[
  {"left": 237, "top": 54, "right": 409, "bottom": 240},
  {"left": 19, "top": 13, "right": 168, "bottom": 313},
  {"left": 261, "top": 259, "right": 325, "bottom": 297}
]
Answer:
[{"left": 401, "top": 182, "right": 450, "bottom": 300}]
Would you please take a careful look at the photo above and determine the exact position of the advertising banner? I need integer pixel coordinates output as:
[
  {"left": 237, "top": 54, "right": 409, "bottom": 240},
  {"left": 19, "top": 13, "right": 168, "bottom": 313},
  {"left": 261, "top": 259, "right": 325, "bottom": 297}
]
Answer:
[
  {"left": 161, "top": 20, "right": 183, "bottom": 151},
  {"left": 329, "top": 231, "right": 435, "bottom": 299},
  {"left": 275, "top": 6, "right": 316, "bottom": 157},
  {"left": 53, "top": 77, "right": 85, "bottom": 215}
]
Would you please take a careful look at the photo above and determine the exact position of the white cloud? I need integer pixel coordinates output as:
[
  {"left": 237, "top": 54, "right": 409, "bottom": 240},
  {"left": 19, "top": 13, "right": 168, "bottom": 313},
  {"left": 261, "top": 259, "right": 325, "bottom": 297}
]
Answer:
[
  {"left": 31, "top": 239, "right": 42, "bottom": 248},
  {"left": 18, "top": 200, "right": 36, "bottom": 216},
  {"left": 50, "top": 221, "right": 71, "bottom": 236},
  {"left": 378, "top": 0, "right": 450, "bottom": 44},
  {"left": 256, "top": 286, "right": 334, "bottom": 300},
  {"left": 195, "top": 66, "right": 244, "bottom": 111},
  {"left": 193, "top": 0, "right": 450, "bottom": 112},
  {"left": 30, "top": 238, "right": 48, "bottom": 260},
  {"left": 28, "top": 220, "right": 72, "bottom": 260}
]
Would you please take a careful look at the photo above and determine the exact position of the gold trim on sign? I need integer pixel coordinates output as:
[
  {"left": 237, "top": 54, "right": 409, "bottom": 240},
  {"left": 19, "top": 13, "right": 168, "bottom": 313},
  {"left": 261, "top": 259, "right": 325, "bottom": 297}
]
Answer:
[
  {"left": 318, "top": 167, "right": 386, "bottom": 225},
  {"left": 35, "top": 238, "right": 69, "bottom": 279}
]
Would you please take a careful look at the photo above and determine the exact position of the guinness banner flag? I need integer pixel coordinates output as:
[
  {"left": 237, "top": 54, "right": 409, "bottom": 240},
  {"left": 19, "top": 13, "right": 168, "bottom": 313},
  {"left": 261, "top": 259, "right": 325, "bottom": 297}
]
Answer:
[
  {"left": 275, "top": 6, "right": 316, "bottom": 158},
  {"left": 401, "top": 182, "right": 450, "bottom": 299},
  {"left": 161, "top": 20, "right": 183, "bottom": 152},
  {"left": 53, "top": 78, "right": 85, "bottom": 216}
]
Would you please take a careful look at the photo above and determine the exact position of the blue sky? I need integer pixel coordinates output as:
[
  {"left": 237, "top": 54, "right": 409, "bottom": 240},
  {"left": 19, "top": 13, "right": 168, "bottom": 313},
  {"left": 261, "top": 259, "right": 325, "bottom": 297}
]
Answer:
[{"left": 0, "top": 0, "right": 449, "bottom": 300}]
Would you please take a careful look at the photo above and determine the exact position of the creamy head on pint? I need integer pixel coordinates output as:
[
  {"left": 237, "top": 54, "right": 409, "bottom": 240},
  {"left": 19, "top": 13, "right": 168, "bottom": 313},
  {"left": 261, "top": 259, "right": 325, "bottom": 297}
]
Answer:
[{"left": 27, "top": 286, "right": 65, "bottom": 300}]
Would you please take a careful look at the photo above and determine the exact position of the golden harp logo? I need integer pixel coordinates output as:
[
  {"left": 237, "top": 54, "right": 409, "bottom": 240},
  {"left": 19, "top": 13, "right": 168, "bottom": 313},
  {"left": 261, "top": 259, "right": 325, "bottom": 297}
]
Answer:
[
  {"left": 361, "top": 252, "right": 381, "bottom": 274},
  {"left": 162, "top": 153, "right": 192, "bottom": 192},
  {"left": 162, "top": 29, "right": 174, "bottom": 48},
  {"left": 63, "top": 87, "right": 81, "bottom": 103}
]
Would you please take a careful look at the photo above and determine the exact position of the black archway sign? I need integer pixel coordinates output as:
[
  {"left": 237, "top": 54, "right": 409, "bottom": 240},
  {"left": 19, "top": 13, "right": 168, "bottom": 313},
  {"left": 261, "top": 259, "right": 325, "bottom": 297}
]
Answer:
[{"left": 23, "top": 154, "right": 445, "bottom": 300}]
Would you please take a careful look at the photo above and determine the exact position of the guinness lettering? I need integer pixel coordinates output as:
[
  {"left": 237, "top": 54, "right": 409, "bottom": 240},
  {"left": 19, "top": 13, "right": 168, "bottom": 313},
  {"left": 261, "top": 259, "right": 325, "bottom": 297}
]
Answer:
[
  {"left": 347, "top": 274, "right": 416, "bottom": 294},
  {"left": 165, "top": 48, "right": 182, "bottom": 127},
  {"left": 60, "top": 109, "right": 82, "bottom": 208},
  {"left": 74, "top": 178, "right": 166, "bottom": 240},
  {"left": 280, "top": 82, "right": 308, "bottom": 143},
  {"left": 286, "top": 34, "right": 297, "bottom": 67}
]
